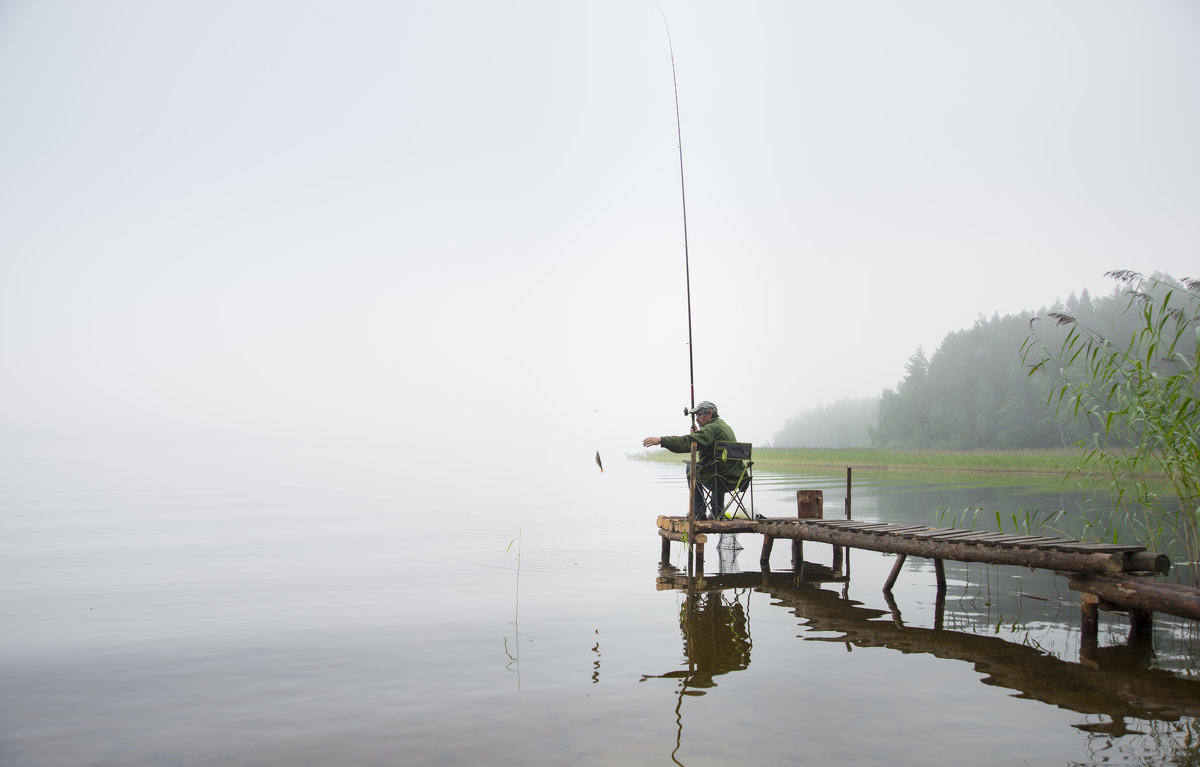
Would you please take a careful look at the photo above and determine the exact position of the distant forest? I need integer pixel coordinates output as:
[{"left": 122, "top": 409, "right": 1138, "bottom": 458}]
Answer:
[{"left": 773, "top": 273, "right": 1192, "bottom": 449}]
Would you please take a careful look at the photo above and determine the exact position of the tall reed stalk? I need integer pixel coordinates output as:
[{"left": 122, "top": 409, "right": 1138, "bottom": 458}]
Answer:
[{"left": 1022, "top": 271, "right": 1200, "bottom": 580}]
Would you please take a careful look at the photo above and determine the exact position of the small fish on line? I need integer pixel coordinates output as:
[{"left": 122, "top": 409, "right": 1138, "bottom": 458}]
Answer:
[{"left": 595, "top": 451, "right": 604, "bottom": 472}]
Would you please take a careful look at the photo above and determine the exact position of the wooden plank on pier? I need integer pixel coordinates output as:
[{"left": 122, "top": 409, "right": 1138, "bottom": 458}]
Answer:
[
  {"left": 827, "top": 523, "right": 895, "bottom": 533},
  {"left": 1017, "top": 538, "right": 1083, "bottom": 549},
  {"left": 1056, "top": 542, "right": 1148, "bottom": 553},
  {"left": 881, "top": 525, "right": 936, "bottom": 534},
  {"left": 816, "top": 520, "right": 877, "bottom": 529},
  {"left": 907, "top": 530, "right": 987, "bottom": 541},
  {"left": 961, "top": 532, "right": 1025, "bottom": 543},
  {"left": 983, "top": 535, "right": 1062, "bottom": 546},
  {"left": 939, "top": 532, "right": 999, "bottom": 543}
]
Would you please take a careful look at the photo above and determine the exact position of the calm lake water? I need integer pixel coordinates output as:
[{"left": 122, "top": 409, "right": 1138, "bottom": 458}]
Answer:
[{"left": 3, "top": 438, "right": 1199, "bottom": 766}]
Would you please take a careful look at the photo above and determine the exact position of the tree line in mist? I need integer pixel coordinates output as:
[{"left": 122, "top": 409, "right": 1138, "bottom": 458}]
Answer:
[{"left": 773, "top": 273, "right": 1193, "bottom": 449}]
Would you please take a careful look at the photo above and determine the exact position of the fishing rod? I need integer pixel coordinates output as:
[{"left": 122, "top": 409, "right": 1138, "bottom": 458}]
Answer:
[
  {"left": 658, "top": 5, "right": 700, "bottom": 550},
  {"left": 657, "top": 4, "right": 696, "bottom": 427}
]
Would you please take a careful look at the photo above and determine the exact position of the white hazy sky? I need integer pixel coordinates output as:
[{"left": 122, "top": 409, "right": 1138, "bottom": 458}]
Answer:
[{"left": 1, "top": 1, "right": 1197, "bottom": 461}]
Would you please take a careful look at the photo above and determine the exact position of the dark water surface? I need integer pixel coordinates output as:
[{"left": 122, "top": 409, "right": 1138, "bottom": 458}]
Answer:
[{"left": 3, "top": 439, "right": 1199, "bottom": 766}]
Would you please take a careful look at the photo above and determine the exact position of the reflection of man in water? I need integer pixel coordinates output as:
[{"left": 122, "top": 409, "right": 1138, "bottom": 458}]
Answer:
[
  {"left": 643, "top": 590, "right": 751, "bottom": 691},
  {"left": 682, "top": 591, "right": 751, "bottom": 688},
  {"left": 642, "top": 401, "right": 740, "bottom": 520}
]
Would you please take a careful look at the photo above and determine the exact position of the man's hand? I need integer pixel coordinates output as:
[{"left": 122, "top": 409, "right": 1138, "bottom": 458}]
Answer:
[{"left": 642, "top": 436, "right": 661, "bottom": 447}]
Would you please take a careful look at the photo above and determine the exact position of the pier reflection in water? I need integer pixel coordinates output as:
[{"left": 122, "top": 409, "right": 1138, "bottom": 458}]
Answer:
[{"left": 648, "top": 561, "right": 1200, "bottom": 763}]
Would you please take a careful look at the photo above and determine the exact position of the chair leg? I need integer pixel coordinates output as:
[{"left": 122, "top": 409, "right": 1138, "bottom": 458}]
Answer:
[{"left": 727, "top": 490, "right": 752, "bottom": 519}]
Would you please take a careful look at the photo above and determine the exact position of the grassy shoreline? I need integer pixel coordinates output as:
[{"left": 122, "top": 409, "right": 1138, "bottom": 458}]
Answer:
[{"left": 634, "top": 447, "right": 1089, "bottom": 475}]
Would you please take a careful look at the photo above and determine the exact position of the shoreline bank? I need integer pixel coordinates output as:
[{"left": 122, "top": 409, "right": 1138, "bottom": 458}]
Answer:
[{"left": 633, "top": 447, "right": 1088, "bottom": 475}]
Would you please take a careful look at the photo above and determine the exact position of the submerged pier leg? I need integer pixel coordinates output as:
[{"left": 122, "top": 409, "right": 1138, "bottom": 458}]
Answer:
[
  {"left": 934, "top": 558, "right": 947, "bottom": 592},
  {"left": 661, "top": 535, "right": 671, "bottom": 566},
  {"left": 883, "top": 554, "right": 907, "bottom": 593},
  {"left": 1080, "top": 592, "right": 1100, "bottom": 667}
]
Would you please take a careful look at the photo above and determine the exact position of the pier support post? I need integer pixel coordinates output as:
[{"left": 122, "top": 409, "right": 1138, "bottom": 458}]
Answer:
[
  {"left": 792, "top": 540, "right": 803, "bottom": 568},
  {"left": 1129, "top": 608, "right": 1154, "bottom": 637},
  {"left": 661, "top": 535, "right": 671, "bottom": 566},
  {"left": 760, "top": 535, "right": 775, "bottom": 567},
  {"left": 695, "top": 541, "right": 705, "bottom": 574},
  {"left": 934, "top": 559, "right": 946, "bottom": 592},
  {"left": 883, "top": 554, "right": 907, "bottom": 593}
]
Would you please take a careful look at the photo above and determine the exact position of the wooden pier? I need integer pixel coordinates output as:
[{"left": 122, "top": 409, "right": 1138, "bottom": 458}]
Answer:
[{"left": 657, "top": 489, "right": 1192, "bottom": 644}]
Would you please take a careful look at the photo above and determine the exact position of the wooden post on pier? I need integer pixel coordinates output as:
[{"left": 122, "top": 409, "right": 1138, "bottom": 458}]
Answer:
[
  {"left": 794, "top": 490, "right": 823, "bottom": 569},
  {"left": 797, "top": 490, "right": 823, "bottom": 518},
  {"left": 845, "top": 468, "right": 852, "bottom": 577},
  {"left": 845, "top": 468, "right": 852, "bottom": 519}
]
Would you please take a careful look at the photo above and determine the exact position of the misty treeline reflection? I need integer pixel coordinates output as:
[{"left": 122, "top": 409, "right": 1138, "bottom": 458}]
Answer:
[
  {"left": 649, "top": 566, "right": 1200, "bottom": 765},
  {"left": 773, "top": 271, "right": 1196, "bottom": 450}
]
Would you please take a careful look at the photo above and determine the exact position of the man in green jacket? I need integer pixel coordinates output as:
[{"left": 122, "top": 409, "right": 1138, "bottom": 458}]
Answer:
[{"left": 642, "top": 401, "right": 741, "bottom": 520}]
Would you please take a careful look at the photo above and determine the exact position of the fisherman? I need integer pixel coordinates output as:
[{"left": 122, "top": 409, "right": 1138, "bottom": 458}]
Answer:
[{"left": 642, "top": 401, "right": 741, "bottom": 520}]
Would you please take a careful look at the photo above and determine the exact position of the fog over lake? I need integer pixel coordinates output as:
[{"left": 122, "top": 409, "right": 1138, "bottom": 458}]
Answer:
[{"left": 2, "top": 1, "right": 1198, "bottom": 451}]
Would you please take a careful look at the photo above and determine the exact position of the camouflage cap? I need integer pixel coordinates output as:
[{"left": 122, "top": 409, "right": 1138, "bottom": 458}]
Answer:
[{"left": 688, "top": 400, "right": 718, "bottom": 416}]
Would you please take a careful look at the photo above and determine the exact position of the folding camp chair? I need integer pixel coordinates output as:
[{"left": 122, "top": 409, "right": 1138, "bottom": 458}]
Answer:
[{"left": 703, "top": 441, "right": 755, "bottom": 520}]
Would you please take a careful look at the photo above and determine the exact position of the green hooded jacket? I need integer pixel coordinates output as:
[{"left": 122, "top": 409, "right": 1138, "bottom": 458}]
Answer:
[{"left": 658, "top": 417, "right": 741, "bottom": 486}]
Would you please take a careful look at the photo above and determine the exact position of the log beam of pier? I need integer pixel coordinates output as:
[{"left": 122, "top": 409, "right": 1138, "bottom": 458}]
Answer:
[
  {"left": 657, "top": 528, "right": 707, "bottom": 546},
  {"left": 757, "top": 521, "right": 1127, "bottom": 574},
  {"left": 656, "top": 516, "right": 757, "bottom": 534},
  {"left": 1069, "top": 573, "right": 1200, "bottom": 622},
  {"left": 1125, "top": 551, "right": 1171, "bottom": 574}
]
